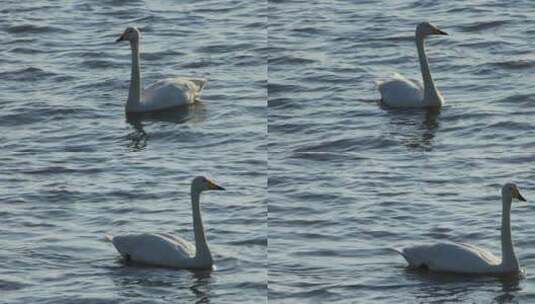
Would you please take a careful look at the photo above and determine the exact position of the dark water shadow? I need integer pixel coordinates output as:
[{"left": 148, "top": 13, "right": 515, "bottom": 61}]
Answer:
[
  {"left": 381, "top": 106, "right": 442, "bottom": 151},
  {"left": 108, "top": 260, "right": 214, "bottom": 303},
  {"left": 125, "top": 102, "right": 207, "bottom": 151},
  {"left": 402, "top": 267, "right": 522, "bottom": 303},
  {"left": 189, "top": 270, "right": 214, "bottom": 304}
]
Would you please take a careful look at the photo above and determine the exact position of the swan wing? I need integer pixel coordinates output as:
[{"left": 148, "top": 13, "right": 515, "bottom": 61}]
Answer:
[
  {"left": 377, "top": 73, "right": 424, "bottom": 108},
  {"left": 183, "top": 77, "right": 207, "bottom": 92},
  {"left": 457, "top": 242, "right": 501, "bottom": 265},
  {"left": 396, "top": 242, "right": 500, "bottom": 273},
  {"left": 140, "top": 77, "right": 207, "bottom": 111},
  {"left": 155, "top": 232, "right": 196, "bottom": 255},
  {"left": 109, "top": 233, "right": 195, "bottom": 267}
]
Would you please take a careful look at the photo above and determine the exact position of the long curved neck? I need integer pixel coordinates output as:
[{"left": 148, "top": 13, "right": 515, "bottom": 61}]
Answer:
[
  {"left": 191, "top": 187, "right": 212, "bottom": 265},
  {"left": 416, "top": 36, "right": 439, "bottom": 104},
  {"left": 500, "top": 195, "right": 519, "bottom": 272},
  {"left": 127, "top": 39, "right": 142, "bottom": 109}
]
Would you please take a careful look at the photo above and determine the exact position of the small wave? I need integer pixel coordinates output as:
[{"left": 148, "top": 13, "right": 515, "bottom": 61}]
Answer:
[
  {"left": 292, "top": 137, "right": 379, "bottom": 153},
  {"left": 7, "top": 24, "right": 70, "bottom": 34},
  {"left": 268, "top": 83, "right": 305, "bottom": 94},
  {"left": 491, "top": 59, "right": 535, "bottom": 70},
  {"left": 243, "top": 21, "right": 265, "bottom": 29},
  {"left": 457, "top": 20, "right": 508, "bottom": 32},
  {"left": 0, "top": 67, "right": 57, "bottom": 81},
  {"left": 235, "top": 281, "right": 268, "bottom": 290},
  {"left": 228, "top": 237, "right": 267, "bottom": 246},
  {"left": 142, "top": 50, "right": 186, "bottom": 61},
  {"left": 269, "top": 55, "right": 316, "bottom": 66},
  {"left": 289, "top": 151, "right": 364, "bottom": 162},
  {"left": 370, "top": 35, "right": 414, "bottom": 43},
  {"left": 19, "top": 165, "right": 95, "bottom": 175},
  {"left": 494, "top": 93, "right": 535, "bottom": 105},
  {"left": 446, "top": 6, "right": 490, "bottom": 14},
  {"left": 1, "top": 5, "right": 58, "bottom": 14},
  {"left": 196, "top": 43, "right": 256, "bottom": 54},
  {"left": 0, "top": 279, "right": 28, "bottom": 291},
  {"left": 195, "top": 7, "right": 235, "bottom": 14},
  {"left": 457, "top": 40, "right": 497, "bottom": 49},
  {"left": 486, "top": 120, "right": 530, "bottom": 131},
  {"left": 80, "top": 59, "right": 118, "bottom": 69},
  {"left": 100, "top": 0, "right": 144, "bottom": 6},
  {"left": 292, "top": 27, "right": 327, "bottom": 36},
  {"left": 8, "top": 47, "right": 43, "bottom": 54}
]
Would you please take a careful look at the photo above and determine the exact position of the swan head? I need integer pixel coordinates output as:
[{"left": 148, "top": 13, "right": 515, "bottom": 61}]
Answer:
[
  {"left": 115, "top": 27, "right": 141, "bottom": 43},
  {"left": 416, "top": 22, "right": 448, "bottom": 38},
  {"left": 502, "top": 183, "right": 526, "bottom": 202},
  {"left": 192, "top": 176, "right": 225, "bottom": 192}
]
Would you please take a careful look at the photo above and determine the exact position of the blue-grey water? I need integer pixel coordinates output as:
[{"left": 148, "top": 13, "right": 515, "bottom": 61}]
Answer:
[
  {"left": 269, "top": 1, "right": 535, "bottom": 303},
  {"left": 5, "top": 0, "right": 535, "bottom": 303},
  {"left": 1, "top": 1, "right": 266, "bottom": 303}
]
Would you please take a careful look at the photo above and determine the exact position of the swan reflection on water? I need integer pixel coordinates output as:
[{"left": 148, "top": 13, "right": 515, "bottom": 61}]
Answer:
[
  {"left": 125, "top": 102, "right": 207, "bottom": 151},
  {"left": 382, "top": 106, "right": 441, "bottom": 151},
  {"left": 109, "top": 264, "right": 214, "bottom": 303},
  {"left": 190, "top": 270, "right": 213, "bottom": 304},
  {"left": 404, "top": 267, "right": 522, "bottom": 303}
]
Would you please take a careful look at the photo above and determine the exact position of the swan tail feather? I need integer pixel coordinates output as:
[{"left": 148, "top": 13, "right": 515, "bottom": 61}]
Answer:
[
  {"left": 392, "top": 247, "right": 414, "bottom": 265},
  {"left": 391, "top": 247, "right": 405, "bottom": 257},
  {"left": 374, "top": 79, "right": 384, "bottom": 89},
  {"left": 189, "top": 78, "right": 207, "bottom": 92}
]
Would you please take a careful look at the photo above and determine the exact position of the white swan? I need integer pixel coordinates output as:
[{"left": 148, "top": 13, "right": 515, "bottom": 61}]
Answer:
[
  {"left": 395, "top": 183, "right": 527, "bottom": 275},
  {"left": 107, "top": 176, "right": 224, "bottom": 269},
  {"left": 378, "top": 22, "right": 448, "bottom": 108},
  {"left": 116, "top": 27, "right": 206, "bottom": 113}
]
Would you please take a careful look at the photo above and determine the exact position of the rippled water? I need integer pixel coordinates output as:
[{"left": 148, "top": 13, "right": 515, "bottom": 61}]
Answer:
[
  {"left": 269, "top": 1, "right": 535, "bottom": 303},
  {"left": 1, "top": 1, "right": 266, "bottom": 303},
  {"left": 5, "top": 0, "right": 535, "bottom": 302}
]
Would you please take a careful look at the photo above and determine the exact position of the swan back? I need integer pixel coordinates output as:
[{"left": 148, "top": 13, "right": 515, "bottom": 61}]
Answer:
[
  {"left": 140, "top": 77, "right": 207, "bottom": 110},
  {"left": 398, "top": 243, "right": 500, "bottom": 273},
  {"left": 378, "top": 74, "right": 423, "bottom": 107},
  {"left": 110, "top": 233, "right": 196, "bottom": 268}
]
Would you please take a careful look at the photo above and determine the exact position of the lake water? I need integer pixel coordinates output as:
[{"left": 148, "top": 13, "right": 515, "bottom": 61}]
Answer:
[
  {"left": 0, "top": 0, "right": 266, "bottom": 303},
  {"left": 268, "top": 0, "right": 535, "bottom": 303},
  {"left": 4, "top": 0, "right": 535, "bottom": 303}
]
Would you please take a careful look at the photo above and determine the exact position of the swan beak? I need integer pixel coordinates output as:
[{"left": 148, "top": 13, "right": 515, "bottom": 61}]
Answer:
[
  {"left": 115, "top": 34, "right": 125, "bottom": 43},
  {"left": 208, "top": 180, "right": 225, "bottom": 191},
  {"left": 433, "top": 28, "right": 448, "bottom": 35},
  {"left": 516, "top": 192, "right": 527, "bottom": 202}
]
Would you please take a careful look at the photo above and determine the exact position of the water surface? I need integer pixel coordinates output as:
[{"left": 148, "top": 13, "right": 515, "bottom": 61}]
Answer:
[
  {"left": 268, "top": 1, "right": 535, "bottom": 302},
  {"left": 0, "top": 1, "right": 266, "bottom": 303}
]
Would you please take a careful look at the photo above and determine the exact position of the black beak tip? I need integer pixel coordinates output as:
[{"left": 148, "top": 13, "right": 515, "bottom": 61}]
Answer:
[
  {"left": 115, "top": 37, "right": 123, "bottom": 43},
  {"left": 217, "top": 186, "right": 226, "bottom": 191}
]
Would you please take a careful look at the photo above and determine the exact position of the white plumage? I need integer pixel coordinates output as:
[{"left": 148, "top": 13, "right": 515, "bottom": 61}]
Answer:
[
  {"left": 378, "top": 22, "right": 447, "bottom": 108},
  {"left": 107, "top": 233, "right": 196, "bottom": 268},
  {"left": 377, "top": 73, "right": 424, "bottom": 108},
  {"left": 394, "top": 243, "right": 501, "bottom": 273},
  {"left": 107, "top": 176, "right": 225, "bottom": 269},
  {"left": 395, "top": 183, "right": 527, "bottom": 275},
  {"left": 116, "top": 27, "right": 206, "bottom": 113}
]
